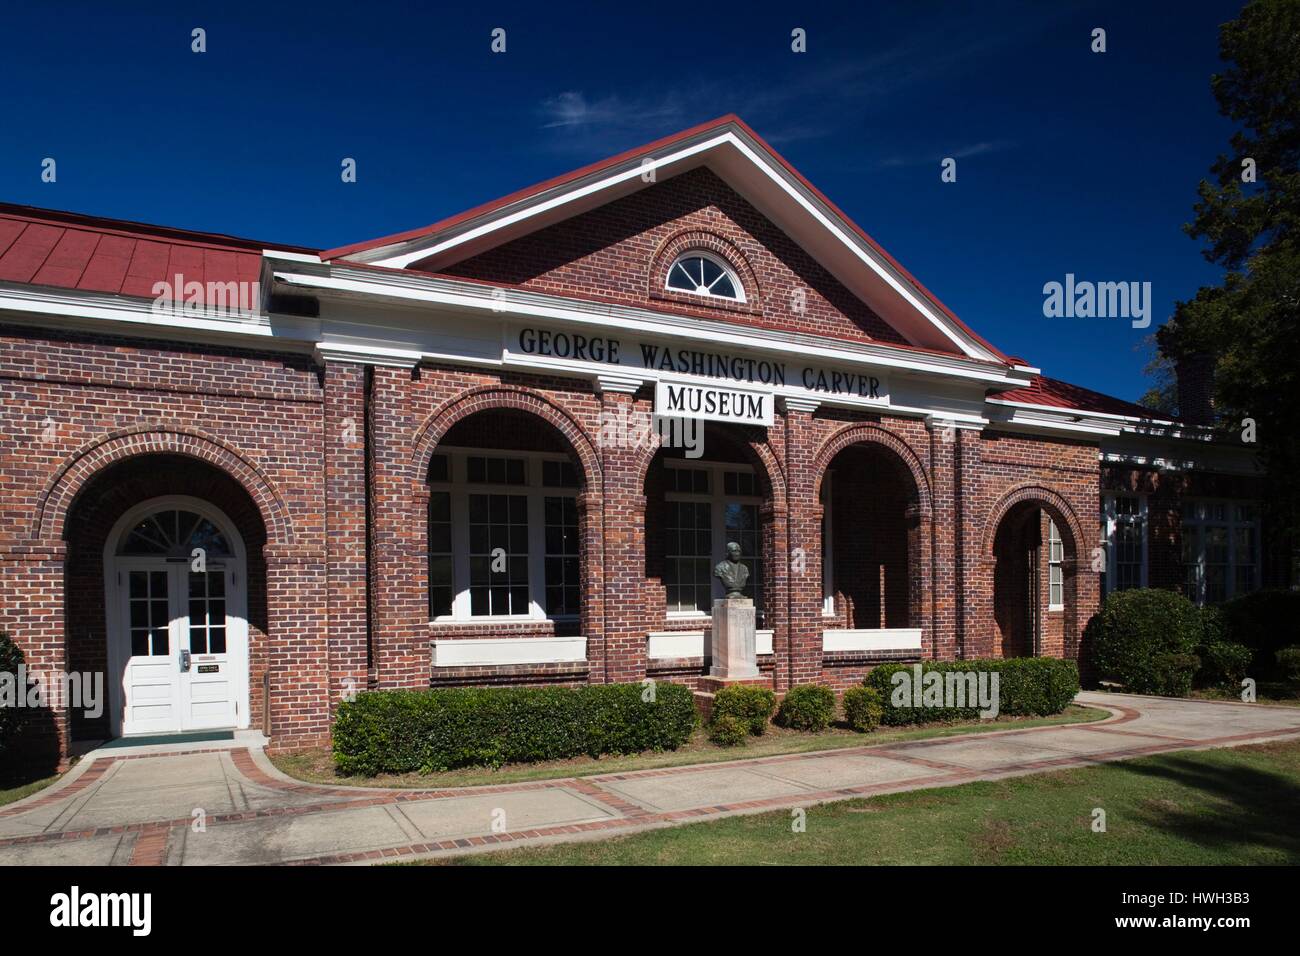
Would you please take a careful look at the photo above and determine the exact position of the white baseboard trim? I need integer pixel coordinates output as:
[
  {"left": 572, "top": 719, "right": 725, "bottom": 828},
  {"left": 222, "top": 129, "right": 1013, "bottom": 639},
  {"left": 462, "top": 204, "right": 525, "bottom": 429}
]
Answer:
[
  {"left": 822, "top": 628, "right": 922, "bottom": 653},
  {"left": 648, "top": 629, "right": 774, "bottom": 659},
  {"left": 431, "top": 636, "right": 587, "bottom": 667}
]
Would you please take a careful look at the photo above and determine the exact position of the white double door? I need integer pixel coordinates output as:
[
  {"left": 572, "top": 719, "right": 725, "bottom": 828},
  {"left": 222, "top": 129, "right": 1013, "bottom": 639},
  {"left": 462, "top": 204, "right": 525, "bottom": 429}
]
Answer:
[{"left": 114, "top": 559, "right": 243, "bottom": 736}]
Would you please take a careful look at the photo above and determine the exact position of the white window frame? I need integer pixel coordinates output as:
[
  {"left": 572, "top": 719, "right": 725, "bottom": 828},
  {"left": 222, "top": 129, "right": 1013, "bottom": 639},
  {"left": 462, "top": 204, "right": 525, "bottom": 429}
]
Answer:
[
  {"left": 1181, "top": 498, "right": 1261, "bottom": 605},
  {"left": 1102, "top": 493, "right": 1148, "bottom": 595},
  {"left": 1047, "top": 518, "right": 1064, "bottom": 611},
  {"left": 664, "top": 251, "right": 747, "bottom": 303},
  {"left": 427, "top": 446, "right": 580, "bottom": 625},
  {"left": 821, "top": 470, "right": 836, "bottom": 617},
  {"left": 663, "top": 459, "right": 763, "bottom": 620}
]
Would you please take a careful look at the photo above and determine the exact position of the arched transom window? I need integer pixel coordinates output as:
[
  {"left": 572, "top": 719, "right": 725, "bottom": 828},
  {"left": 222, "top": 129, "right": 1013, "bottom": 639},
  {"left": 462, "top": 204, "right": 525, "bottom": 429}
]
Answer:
[
  {"left": 665, "top": 253, "right": 745, "bottom": 302},
  {"left": 117, "top": 508, "right": 233, "bottom": 558}
]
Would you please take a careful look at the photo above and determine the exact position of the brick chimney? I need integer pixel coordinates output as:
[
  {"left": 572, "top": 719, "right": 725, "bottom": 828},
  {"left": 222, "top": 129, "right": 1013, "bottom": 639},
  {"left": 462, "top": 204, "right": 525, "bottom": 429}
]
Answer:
[{"left": 1175, "top": 352, "right": 1215, "bottom": 426}]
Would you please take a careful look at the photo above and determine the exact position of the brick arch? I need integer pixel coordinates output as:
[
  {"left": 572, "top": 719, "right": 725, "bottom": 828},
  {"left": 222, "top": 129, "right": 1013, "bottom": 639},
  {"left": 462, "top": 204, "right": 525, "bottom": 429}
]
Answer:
[
  {"left": 410, "top": 385, "right": 602, "bottom": 493},
  {"left": 34, "top": 424, "right": 295, "bottom": 546},
  {"left": 629, "top": 422, "right": 787, "bottom": 510},
  {"left": 980, "top": 484, "right": 1089, "bottom": 661},
  {"left": 811, "top": 422, "right": 932, "bottom": 515},
  {"left": 981, "top": 484, "right": 1085, "bottom": 560},
  {"left": 649, "top": 228, "right": 763, "bottom": 311}
]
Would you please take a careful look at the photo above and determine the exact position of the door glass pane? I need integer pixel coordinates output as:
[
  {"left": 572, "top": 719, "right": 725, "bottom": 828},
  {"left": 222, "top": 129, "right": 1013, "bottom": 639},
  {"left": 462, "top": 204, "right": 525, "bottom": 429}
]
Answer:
[{"left": 187, "top": 570, "right": 227, "bottom": 654}]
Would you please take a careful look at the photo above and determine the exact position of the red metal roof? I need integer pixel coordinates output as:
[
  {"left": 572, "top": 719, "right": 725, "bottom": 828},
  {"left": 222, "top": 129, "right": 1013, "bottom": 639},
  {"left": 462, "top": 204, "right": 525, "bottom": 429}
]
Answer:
[
  {"left": 994, "top": 375, "right": 1169, "bottom": 421},
  {"left": 0, "top": 203, "right": 315, "bottom": 304}
]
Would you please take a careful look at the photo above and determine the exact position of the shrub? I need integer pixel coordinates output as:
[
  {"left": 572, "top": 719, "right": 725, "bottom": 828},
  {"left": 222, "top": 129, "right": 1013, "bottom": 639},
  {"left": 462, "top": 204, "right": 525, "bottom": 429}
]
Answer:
[
  {"left": 776, "top": 684, "right": 836, "bottom": 731},
  {"left": 1277, "top": 646, "right": 1300, "bottom": 686},
  {"left": 0, "top": 631, "right": 25, "bottom": 756},
  {"left": 864, "top": 657, "right": 1079, "bottom": 726},
  {"left": 1087, "top": 588, "right": 1203, "bottom": 696},
  {"left": 1195, "top": 640, "right": 1253, "bottom": 690},
  {"left": 711, "top": 684, "right": 776, "bottom": 736},
  {"left": 708, "top": 715, "right": 749, "bottom": 747},
  {"left": 332, "top": 681, "right": 697, "bottom": 776},
  {"left": 842, "top": 686, "right": 884, "bottom": 733},
  {"left": 1218, "top": 590, "right": 1300, "bottom": 677}
]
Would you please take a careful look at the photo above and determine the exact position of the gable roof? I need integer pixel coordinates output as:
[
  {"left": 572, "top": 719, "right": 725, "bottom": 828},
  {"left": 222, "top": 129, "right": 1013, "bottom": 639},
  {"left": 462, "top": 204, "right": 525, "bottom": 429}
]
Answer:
[
  {"left": 320, "top": 115, "right": 1014, "bottom": 365},
  {"left": 0, "top": 202, "right": 314, "bottom": 304}
]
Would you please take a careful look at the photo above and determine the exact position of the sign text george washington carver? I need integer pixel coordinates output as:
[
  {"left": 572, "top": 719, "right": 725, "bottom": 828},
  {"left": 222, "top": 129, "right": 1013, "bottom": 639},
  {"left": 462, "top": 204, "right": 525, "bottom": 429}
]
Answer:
[{"left": 512, "top": 326, "right": 888, "bottom": 423}]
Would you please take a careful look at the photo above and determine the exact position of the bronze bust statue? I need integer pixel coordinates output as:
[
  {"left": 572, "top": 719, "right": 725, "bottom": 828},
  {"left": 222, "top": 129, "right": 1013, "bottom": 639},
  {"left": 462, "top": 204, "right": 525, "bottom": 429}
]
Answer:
[{"left": 713, "top": 541, "right": 750, "bottom": 598}]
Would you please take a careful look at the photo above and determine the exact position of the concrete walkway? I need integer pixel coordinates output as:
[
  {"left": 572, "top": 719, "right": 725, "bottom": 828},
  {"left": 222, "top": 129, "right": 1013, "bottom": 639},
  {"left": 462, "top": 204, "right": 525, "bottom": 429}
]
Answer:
[{"left": 4, "top": 692, "right": 1299, "bottom": 865}]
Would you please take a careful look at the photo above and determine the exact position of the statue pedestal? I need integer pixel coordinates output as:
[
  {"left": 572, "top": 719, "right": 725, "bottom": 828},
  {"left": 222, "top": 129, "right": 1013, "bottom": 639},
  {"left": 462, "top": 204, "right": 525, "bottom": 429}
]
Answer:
[{"left": 709, "top": 596, "right": 759, "bottom": 680}]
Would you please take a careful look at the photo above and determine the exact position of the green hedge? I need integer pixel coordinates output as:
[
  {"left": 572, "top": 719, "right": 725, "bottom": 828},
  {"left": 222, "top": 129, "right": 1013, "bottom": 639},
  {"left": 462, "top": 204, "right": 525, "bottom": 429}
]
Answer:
[
  {"left": 842, "top": 686, "right": 884, "bottom": 733},
  {"left": 708, "top": 715, "right": 749, "bottom": 747},
  {"left": 711, "top": 685, "right": 776, "bottom": 736},
  {"left": 864, "top": 657, "right": 1079, "bottom": 726},
  {"left": 333, "top": 682, "right": 697, "bottom": 776},
  {"left": 776, "top": 684, "right": 836, "bottom": 731},
  {"left": 1217, "top": 589, "right": 1300, "bottom": 677},
  {"left": 1086, "top": 589, "right": 1203, "bottom": 696}
]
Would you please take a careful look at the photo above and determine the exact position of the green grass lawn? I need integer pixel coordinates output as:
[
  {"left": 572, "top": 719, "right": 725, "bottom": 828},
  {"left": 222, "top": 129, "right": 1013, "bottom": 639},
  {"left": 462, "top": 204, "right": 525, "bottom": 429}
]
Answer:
[
  {"left": 272, "top": 704, "right": 1105, "bottom": 790},
  {"left": 0, "top": 772, "right": 62, "bottom": 808},
  {"left": 430, "top": 739, "right": 1300, "bottom": 865}
]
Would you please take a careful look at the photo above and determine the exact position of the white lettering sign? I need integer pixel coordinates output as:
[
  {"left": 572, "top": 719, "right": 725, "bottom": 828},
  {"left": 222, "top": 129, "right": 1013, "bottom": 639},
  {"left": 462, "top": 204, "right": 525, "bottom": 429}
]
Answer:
[{"left": 655, "top": 380, "right": 774, "bottom": 426}]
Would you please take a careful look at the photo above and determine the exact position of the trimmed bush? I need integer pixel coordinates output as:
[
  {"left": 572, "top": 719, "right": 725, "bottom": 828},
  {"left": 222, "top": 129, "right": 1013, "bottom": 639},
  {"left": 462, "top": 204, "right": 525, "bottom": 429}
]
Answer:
[
  {"left": 1087, "top": 588, "right": 1203, "bottom": 696},
  {"left": 0, "top": 631, "right": 24, "bottom": 757},
  {"left": 1277, "top": 646, "right": 1300, "bottom": 686},
  {"left": 332, "top": 681, "right": 697, "bottom": 776},
  {"left": 708, "top": 715, "right": 749, "bottom": 747},
  {"left": 1195, "top": 640, "right": 1253, "bottom": 690},
  {"left": 1218, "top": 590, "right": 1300, "bottom": 677},
  {"left": 776, "top": 684, "right": 836, "bottom": 731},
  {"left": 711, "top": 684, "right": 776, "bottom": 736},
  {"left": 842, "top": 686, "right": 884, "bottom": 733},
  {"left": 864, "top": 657, "right": 1079, "bottom": 726}
]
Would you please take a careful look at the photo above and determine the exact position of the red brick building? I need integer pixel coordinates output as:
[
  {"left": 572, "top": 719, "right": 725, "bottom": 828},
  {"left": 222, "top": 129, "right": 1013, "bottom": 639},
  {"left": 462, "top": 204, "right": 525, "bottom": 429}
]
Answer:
[{"left": 0, "top": 116, "right": 1276, "bottom": 769}]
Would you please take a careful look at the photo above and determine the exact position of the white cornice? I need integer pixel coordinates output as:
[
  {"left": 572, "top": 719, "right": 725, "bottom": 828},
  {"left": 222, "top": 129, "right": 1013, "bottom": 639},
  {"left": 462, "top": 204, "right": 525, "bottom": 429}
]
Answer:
[{"left": 274, "top": 267, "right": 1029, "bottom": 389}]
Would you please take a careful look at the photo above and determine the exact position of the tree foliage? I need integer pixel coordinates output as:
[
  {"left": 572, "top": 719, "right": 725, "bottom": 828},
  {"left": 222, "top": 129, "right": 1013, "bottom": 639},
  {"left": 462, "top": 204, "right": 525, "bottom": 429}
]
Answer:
[{"left": 1159, "top": 0, "right": 1300, "bottom": 536}]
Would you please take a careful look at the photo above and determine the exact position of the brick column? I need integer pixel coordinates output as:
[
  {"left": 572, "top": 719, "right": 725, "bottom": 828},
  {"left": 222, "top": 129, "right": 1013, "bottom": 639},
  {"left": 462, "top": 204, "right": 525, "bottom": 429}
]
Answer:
[
  {"left": 956, "top": 427, "right": 984, "bottom": 659},
  {"left": 598, "top": 388, "right": 649, "bottom": 684},
  {"left": 263, "top": 546, "right": 330, "bottom": 750},
  {"left": 369, "top": 366, "right": 427, "bottom": 689},
  {"left": 926, "top": 419, "right": 959, "bottom": 661},
  {"left": 324, "top": 362, "right": 368, "bottom": 710},
  {"left": 782, "top": 400, "right": 821, "bottom": 690},
  {"left": 0, "top": 544, "right": 70, "bottom": 771}
]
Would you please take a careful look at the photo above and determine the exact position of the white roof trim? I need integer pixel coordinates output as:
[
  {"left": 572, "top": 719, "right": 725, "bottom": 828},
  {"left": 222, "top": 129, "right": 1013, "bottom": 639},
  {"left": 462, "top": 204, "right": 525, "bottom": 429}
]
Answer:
[{"left": 342, "top": 122, "right": 1004, "bottom": 364}]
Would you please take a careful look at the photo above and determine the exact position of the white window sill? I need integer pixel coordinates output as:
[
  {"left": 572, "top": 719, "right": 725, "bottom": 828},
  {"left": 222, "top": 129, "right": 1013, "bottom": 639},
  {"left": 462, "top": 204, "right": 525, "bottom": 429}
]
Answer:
[
  {"left": 1047, "top": 605, "right": 1064, "bottom": 613},
  {"left": 431, "top": 636, "right": 587, "bottom": 667}
]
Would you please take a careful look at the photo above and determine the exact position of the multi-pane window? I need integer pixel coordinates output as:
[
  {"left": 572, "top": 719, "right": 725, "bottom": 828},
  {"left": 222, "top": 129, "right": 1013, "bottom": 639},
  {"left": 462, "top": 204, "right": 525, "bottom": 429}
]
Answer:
[
  {"left": 665, "top": 253, "right": 744, "bottom": 301},
  {"left": 127, "top": 569, "right": 170, "bottom": 657},
  {"left": 663, "top": 462, "right": 765, "bottom": 622},
  {"left": 1047, "top": 519, "right": 1063, "bottom": 609},
  {"left": 188, "top": 569, "right": 227, "bottom": 654},
  {"left": 468, "top": 494, "right": 529, "bottom": 616},
  {"left": 1102, "top": 494, "right": 1146, "bottom": 594},
  {"left": 428, "top": 480, "right": 454, "bottom": 618},
  {"left": 665, "top": 501, "right": 713, "bottom": 613},
  {"left": 1182, "top": 500, "right": 1260, "bottom": 605},
  {"left": 427, "top": 449, "right": 581, "bottom": 621},
  {"left": 544, "top": 495, "right": 580, "bottom": 616}
]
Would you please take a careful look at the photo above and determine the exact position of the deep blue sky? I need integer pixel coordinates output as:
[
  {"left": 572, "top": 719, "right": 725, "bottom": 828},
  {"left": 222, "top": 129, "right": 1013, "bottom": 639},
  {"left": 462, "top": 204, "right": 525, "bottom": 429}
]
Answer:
[{"left": 0, "top": 1, "right": 1243, "bottom": 402}]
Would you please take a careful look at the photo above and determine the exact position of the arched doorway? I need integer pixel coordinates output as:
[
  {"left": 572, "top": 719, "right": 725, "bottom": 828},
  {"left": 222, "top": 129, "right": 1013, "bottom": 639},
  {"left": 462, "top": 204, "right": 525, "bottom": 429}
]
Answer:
[
  {"left": 987, "top": 493, "right": 1080, "bottom": 659},
  {"left": 103, "top": 496, "right": 250, "bottom": 736}
]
